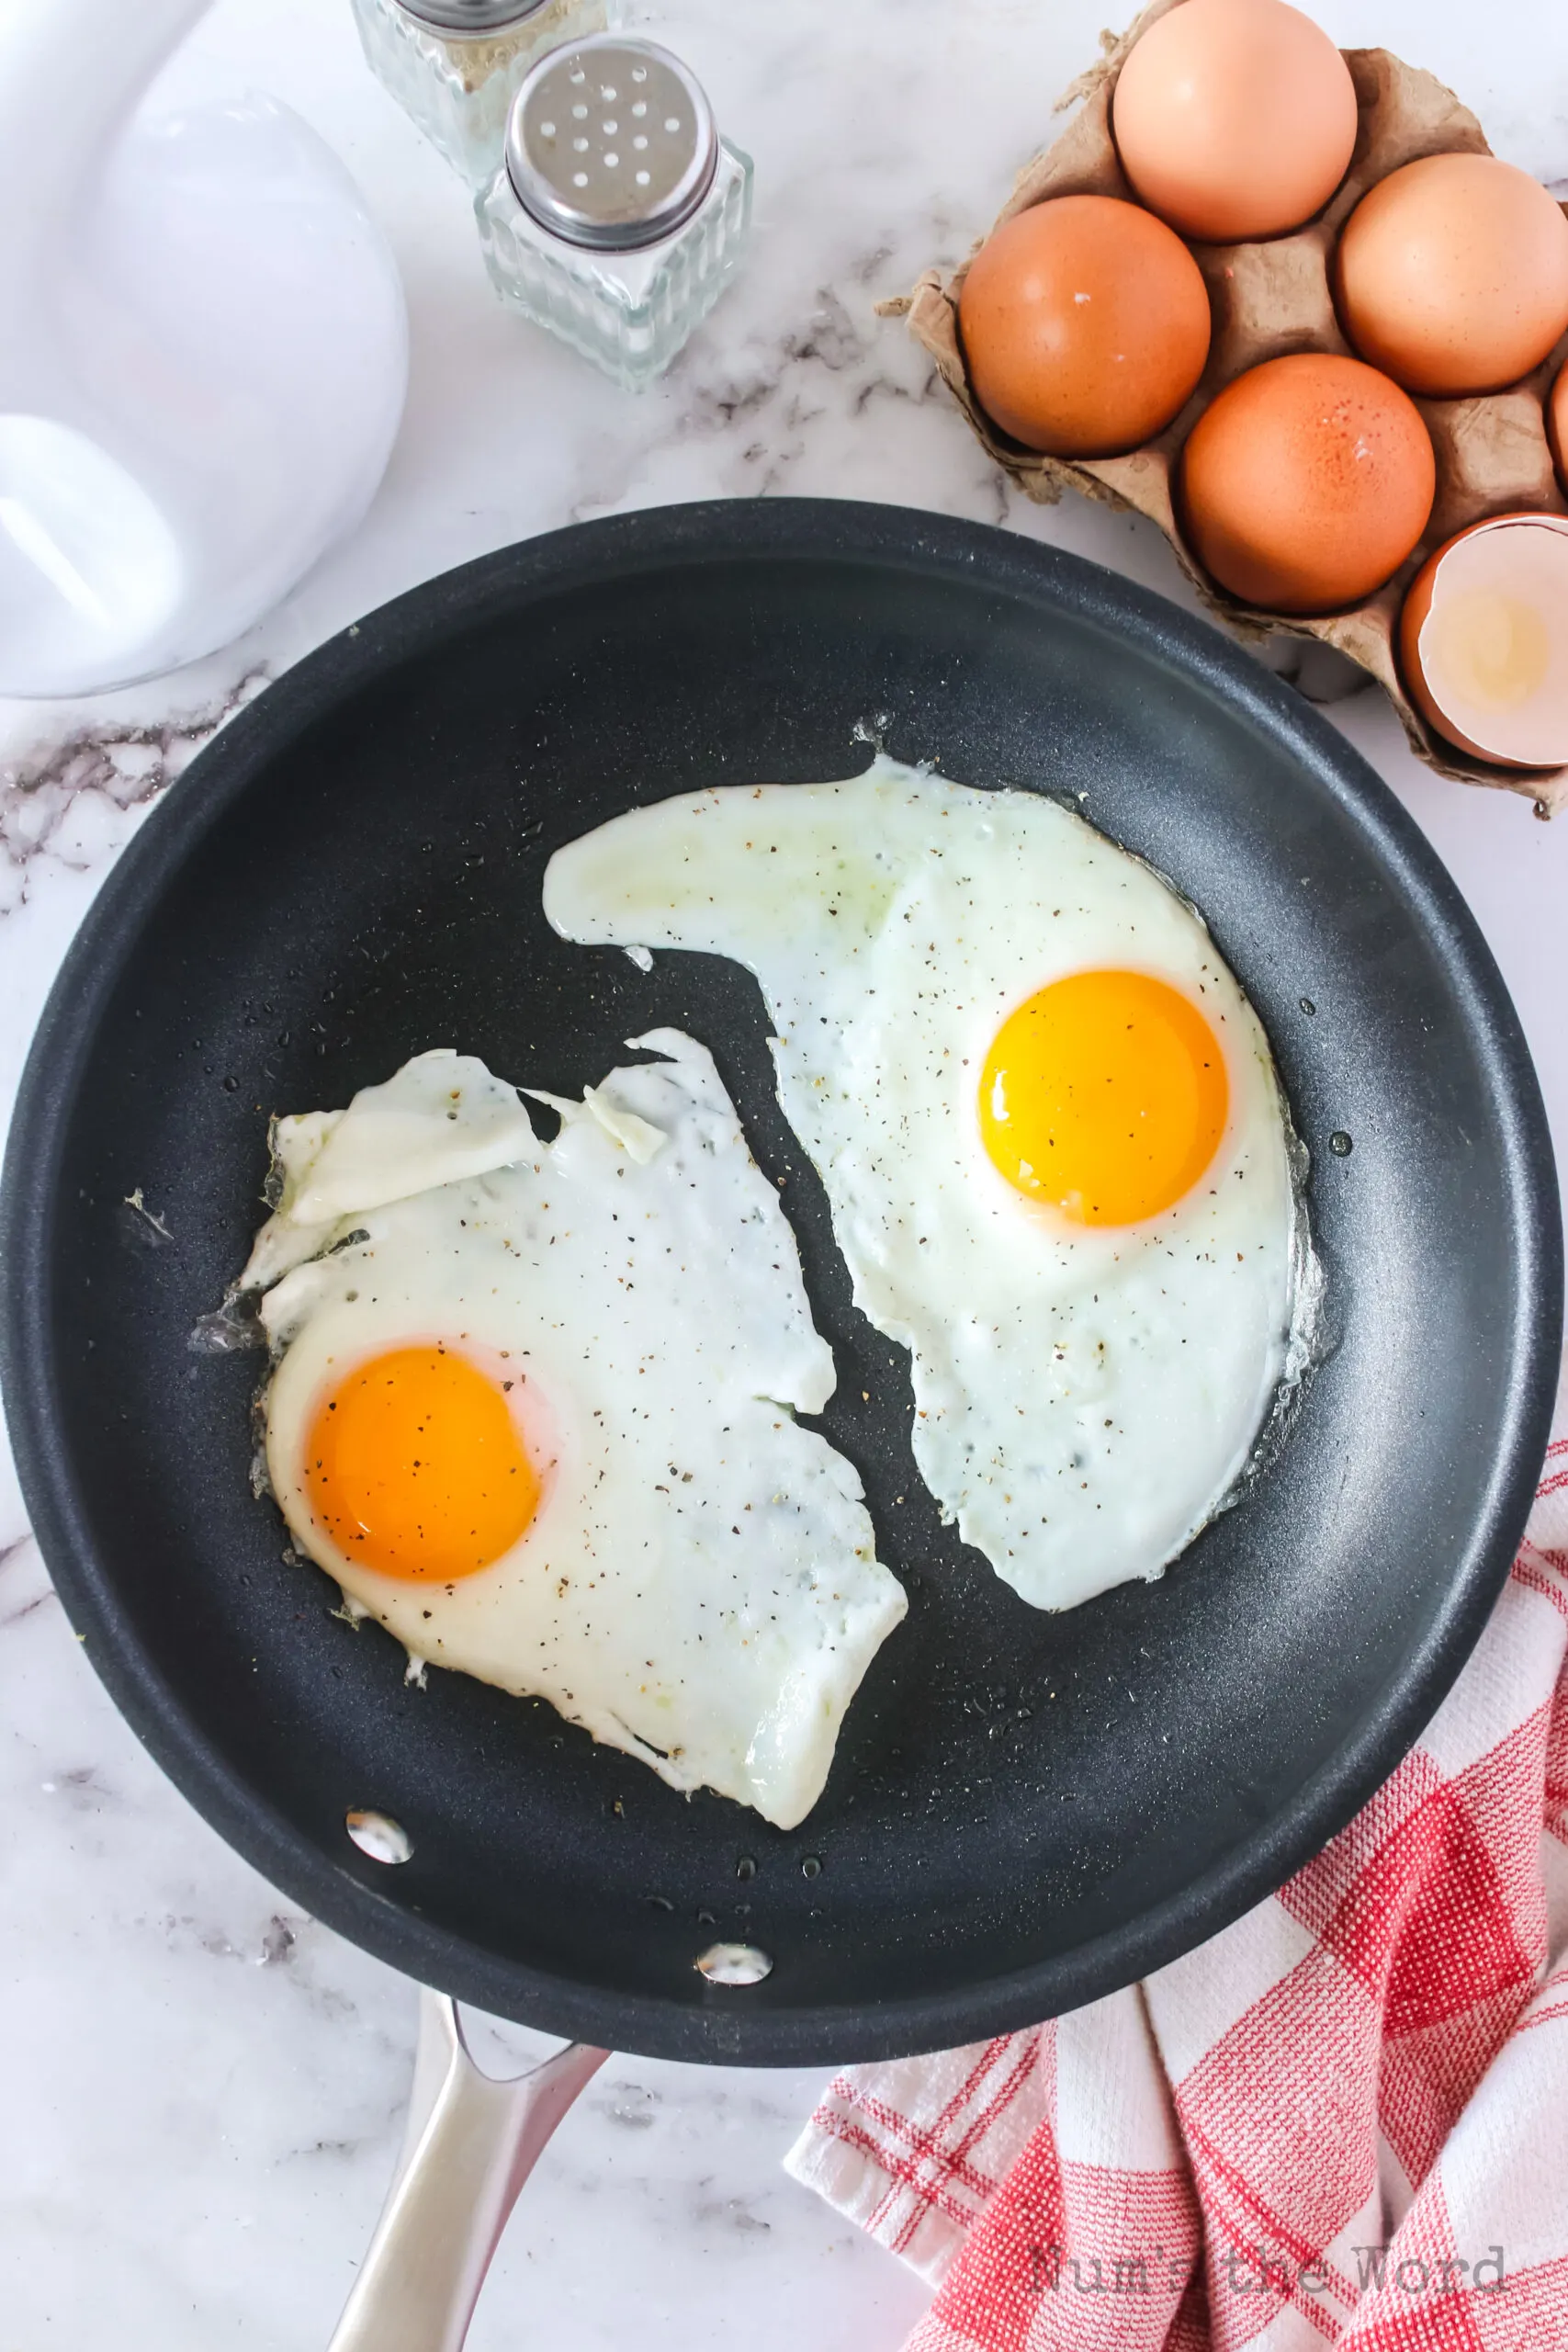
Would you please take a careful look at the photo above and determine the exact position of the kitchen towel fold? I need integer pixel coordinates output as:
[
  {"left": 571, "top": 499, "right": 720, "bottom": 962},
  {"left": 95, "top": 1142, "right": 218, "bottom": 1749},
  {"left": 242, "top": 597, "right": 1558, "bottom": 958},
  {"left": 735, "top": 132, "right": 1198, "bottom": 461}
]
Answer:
[{"left": 786, "top": 1388, "right": 1568, "bottom": 2350}]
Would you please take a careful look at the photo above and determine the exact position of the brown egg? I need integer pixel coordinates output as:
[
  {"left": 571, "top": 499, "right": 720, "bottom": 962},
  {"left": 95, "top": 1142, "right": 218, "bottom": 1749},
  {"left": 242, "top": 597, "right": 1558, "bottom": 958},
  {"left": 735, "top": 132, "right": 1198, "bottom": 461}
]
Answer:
[
  {"left": 1336, "top": 154, "right": 1568, "bottom": 398},
  {"left": 1179, "top": 353, "right": 1434, "bottom": 614},
  {"left": 1111, "top": 0, "right": 1358, "bottom": 243},
  {"left": 1400, "top": 514, "right": 1568, "bottom": 769},
  {"left": 958, "top": 196, "right": 1211, "bottom": 458},
  {"left": 1551, "top": 360, "right": 1568, "bottom": 494}
]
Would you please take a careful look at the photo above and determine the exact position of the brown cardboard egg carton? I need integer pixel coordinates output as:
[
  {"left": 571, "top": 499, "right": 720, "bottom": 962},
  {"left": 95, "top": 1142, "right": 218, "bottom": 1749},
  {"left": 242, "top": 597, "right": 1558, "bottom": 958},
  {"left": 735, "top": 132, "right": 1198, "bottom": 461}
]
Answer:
[{"left": 894, "top": 0, "right": 1568, "bottom": 813}]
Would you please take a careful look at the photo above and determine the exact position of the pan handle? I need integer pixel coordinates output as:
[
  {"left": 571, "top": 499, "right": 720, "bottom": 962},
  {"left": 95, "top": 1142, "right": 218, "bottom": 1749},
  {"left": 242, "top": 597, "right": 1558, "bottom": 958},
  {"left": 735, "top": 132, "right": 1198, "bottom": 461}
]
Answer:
[{"left": 327, "top": 1988, "right": 608, "bottom": 2352}]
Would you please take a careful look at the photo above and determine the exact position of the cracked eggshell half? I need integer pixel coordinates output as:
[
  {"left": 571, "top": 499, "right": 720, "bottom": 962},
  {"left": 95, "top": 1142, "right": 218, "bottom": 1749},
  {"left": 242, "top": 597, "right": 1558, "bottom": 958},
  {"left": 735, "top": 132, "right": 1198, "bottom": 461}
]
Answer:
[{"left": 1399, "top": 513, "right": 1568, "bottom": 771}]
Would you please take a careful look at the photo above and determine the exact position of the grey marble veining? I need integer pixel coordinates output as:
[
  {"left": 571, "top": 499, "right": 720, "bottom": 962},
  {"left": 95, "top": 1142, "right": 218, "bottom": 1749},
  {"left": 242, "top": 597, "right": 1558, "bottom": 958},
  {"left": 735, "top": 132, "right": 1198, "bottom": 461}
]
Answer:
[{"left": 1, "top": 1, "right": 1565, "bottom": 2345}]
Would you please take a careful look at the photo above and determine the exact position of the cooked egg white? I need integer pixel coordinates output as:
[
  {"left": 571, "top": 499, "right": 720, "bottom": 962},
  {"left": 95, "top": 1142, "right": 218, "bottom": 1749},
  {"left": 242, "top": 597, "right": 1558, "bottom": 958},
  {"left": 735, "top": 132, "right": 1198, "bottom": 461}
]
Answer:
[
  {"left": 545, "top": 758, "right": 1310, "bottom": 1613},
  {"left": 238, "top": 1033, "right": 907, "bottom": 1829}
]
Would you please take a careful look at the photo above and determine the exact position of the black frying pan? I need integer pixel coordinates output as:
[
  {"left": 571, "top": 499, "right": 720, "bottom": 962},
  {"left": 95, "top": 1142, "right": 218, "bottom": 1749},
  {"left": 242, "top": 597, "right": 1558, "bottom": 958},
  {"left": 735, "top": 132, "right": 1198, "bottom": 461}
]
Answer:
[{"left": 2, "top": 500, "right": 1558, "bottom": 2066}]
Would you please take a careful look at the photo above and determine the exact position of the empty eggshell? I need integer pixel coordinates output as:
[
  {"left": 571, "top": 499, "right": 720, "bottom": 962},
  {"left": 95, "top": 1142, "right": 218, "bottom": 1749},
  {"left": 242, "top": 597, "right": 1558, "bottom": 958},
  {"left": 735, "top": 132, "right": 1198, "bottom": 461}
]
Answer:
[
  {"left": 958, "top": 195, "right": 1212, "bottom": 458},
  {"left": 1399, "top": 514, "right": 1568, "bottom": 769},
  {"left": 1179, "top": 352, "right": 1435, "bottom": 615},
  {"left": 1551, "top": 362, "right": 1568, "bottom": 495},
  {"left": 1111, "top": 0, "right": 1359, "bottom": 243},
  {"left": 1336, "top": 154, "right": 1568, "bottom": 398}
]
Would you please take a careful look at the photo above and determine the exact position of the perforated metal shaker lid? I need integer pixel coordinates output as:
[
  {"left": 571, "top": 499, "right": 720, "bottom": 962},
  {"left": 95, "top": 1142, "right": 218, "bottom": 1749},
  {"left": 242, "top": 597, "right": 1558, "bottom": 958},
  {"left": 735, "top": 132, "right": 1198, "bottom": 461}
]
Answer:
[
  {"left": 505, "top": 37, "right": 719, "bottom": 252},
  {"left": 399, "top": 0, "right": 555, "bottom": 31}
]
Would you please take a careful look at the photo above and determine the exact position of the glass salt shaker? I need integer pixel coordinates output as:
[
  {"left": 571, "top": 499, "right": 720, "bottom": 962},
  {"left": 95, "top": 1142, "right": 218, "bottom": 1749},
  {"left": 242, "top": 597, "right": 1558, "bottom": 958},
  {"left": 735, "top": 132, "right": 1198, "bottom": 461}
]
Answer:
[
  {"left": 350, "top": 0, "right": 615, "bottom": 187},
  {"left": 476, "top": 36, "right": 753, "bottom": 390}
]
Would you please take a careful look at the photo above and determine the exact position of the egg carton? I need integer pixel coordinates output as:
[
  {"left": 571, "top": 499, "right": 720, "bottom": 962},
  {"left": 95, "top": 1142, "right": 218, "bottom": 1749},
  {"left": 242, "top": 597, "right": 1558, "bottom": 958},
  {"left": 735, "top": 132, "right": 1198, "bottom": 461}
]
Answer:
[{"left": 894, "top": 0, "right": 1568, "bottom": 814}]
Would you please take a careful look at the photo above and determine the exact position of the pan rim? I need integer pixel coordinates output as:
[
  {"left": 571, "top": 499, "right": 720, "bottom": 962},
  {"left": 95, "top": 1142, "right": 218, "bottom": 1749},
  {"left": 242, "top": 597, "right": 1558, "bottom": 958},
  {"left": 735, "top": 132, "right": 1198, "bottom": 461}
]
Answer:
[{"left": 2, "top": 496, "right": 1560, "bottom": 2064}]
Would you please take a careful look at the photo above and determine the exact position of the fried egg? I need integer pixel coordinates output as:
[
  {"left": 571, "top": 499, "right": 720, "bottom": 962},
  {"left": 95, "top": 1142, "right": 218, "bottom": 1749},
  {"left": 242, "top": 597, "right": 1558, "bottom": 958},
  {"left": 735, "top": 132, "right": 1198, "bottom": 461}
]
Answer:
[
  {"left": 545, "top": 758, "right": 1311, "bottom": 1613},
  {"left": 236, "top": 1031, "right": 907, "bottom": 1828}
]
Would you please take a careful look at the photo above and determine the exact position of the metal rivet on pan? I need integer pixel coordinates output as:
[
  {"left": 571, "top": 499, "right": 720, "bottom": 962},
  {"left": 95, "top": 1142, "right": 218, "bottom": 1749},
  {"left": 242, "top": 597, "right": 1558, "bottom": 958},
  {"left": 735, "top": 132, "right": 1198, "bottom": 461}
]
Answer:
[
  {"left": 696, "top": 1942, "right": 773, "bottom": 1986},
  {"left": 345, "top": 1809, "right": 413, "bottom": 1864},
  {"left": 1300, "top": 997, "right": 1316, "bottom": 1015},
  {"left": 801, "top": 1855, "right": 822, "bottom": 1880},
  {"left": 1329, "top": 1131, "right": 1353, "bottom": 1157},
  {"left": 735, "top": 1854, "right": 757, "bottom": 1882}
]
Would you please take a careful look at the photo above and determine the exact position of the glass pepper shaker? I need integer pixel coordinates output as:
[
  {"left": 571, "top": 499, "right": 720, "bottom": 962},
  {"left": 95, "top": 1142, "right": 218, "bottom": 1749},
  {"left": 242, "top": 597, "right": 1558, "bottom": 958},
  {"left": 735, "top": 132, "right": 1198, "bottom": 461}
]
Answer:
[
  {"left": 350, "top": 0, "right": 615, "bottom": 188},
  {"left": 476, "top": 36, "right": 754, "bottom": 390}
]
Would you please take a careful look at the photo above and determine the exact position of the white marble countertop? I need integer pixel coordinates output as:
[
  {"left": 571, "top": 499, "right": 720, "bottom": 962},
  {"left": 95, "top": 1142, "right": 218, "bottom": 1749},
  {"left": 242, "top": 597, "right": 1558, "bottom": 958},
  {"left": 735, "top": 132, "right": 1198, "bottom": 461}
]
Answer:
[{"left": 2, "top": 1, "right": 1565, "bottom": 2345}]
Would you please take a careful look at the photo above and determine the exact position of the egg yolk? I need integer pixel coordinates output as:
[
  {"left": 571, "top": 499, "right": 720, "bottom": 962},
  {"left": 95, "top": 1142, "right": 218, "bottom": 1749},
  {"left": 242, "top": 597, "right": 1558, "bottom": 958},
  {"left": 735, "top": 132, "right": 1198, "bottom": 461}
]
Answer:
[
  {"left": 304, "top": 1344, "right": 541, "bottom": 1580},
  {"left": 979, "top": 969, "right": 1228, "bottom": 1225}
]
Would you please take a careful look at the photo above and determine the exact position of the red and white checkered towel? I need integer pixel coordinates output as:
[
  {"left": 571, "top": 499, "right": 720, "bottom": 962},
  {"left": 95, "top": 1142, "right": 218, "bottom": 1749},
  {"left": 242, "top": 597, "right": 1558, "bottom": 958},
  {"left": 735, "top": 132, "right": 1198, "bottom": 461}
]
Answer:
[{"left": 786, "top": 1386, "right": 1568, "bottom": 2349}]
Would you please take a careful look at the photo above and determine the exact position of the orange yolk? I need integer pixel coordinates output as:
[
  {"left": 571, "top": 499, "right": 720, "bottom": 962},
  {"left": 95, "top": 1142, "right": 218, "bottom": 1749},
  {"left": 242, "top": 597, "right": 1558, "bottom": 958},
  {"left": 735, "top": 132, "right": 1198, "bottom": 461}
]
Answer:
[
  {"left": 978, "top": 969, "right": 1228, "bottom": 1226},
  {"left": 304, "top": 1344, "right": 541, "bottom": 1581}
]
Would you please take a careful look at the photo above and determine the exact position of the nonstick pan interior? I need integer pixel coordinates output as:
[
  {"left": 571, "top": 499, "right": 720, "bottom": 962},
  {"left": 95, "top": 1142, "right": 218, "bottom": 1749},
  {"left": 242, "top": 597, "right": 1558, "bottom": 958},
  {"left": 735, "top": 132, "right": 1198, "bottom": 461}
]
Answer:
[{"left": 2, "top": 501, "right": 1558, "bottom": 2064}]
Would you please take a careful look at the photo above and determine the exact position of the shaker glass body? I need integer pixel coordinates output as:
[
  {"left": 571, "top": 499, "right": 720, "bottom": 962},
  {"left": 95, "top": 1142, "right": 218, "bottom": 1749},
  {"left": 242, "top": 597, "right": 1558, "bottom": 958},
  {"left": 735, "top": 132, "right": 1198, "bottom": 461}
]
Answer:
[
  {"left": 352, "top": 0, "right": 612, "bottom": 186},
  {"left": 477, "top": 137, "right": 751, "bottom": 388}
]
